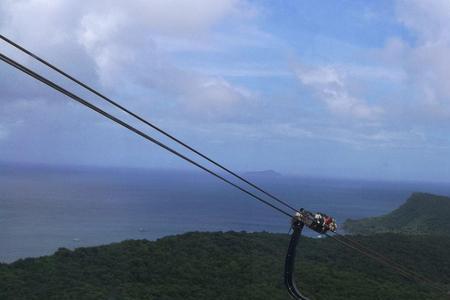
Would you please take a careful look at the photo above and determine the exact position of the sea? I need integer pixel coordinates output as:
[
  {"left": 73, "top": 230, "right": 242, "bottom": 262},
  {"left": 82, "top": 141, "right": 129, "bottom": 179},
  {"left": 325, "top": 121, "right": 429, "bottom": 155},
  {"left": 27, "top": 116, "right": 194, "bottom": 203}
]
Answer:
[{"left": 1, "top": 163, "right": 450, "bottom": 263}]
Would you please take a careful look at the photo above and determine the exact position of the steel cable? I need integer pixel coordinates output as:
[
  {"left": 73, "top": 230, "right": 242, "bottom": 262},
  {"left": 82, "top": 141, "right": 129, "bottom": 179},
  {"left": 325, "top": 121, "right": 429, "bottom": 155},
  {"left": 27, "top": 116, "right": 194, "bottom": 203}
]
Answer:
[
  {"left": 334, "top": 232, "right": 440, "bottom": 287},
  {"left": 0, "top": 34, "right": 300, "bottom": 215},
  {"left": 1, "top": 37, "right": 448, "bottom": 295},
  {"left": 0, "top": 52, "right": 293, "bottom": 219},
  {"left": 325, "top": 233, "right": 448, "bottom": 294}
]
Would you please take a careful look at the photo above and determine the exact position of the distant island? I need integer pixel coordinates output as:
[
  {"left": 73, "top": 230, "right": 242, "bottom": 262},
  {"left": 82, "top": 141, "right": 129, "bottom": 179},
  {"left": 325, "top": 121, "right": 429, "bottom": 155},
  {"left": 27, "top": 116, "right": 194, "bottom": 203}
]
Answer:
[
  {"left": 1, "top": 231, "right": 448, "bottom": 299},
  {"left": 343, "top": 192, "right": 450, "bottom": 236}
]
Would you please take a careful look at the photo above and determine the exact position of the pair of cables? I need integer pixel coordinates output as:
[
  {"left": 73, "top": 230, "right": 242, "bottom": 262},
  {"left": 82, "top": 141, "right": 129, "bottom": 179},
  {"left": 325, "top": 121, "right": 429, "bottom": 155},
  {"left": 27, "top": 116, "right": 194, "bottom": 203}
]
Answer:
[
  {"left": 326, "top": 232, "right": 448, "bottom": 294},
  {"left": 0, "top": 34, "right": 297, "bottom": 219},
  {"left": 0, "top": 34, "right": 446, "bottom": 296}
]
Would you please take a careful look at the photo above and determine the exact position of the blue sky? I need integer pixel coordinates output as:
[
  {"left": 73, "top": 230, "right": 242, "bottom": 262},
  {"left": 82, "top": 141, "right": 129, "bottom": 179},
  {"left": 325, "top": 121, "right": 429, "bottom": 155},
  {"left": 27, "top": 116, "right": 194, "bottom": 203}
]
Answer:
[{"left": 1, "top": 0, "right": 450, "bottom": 182}]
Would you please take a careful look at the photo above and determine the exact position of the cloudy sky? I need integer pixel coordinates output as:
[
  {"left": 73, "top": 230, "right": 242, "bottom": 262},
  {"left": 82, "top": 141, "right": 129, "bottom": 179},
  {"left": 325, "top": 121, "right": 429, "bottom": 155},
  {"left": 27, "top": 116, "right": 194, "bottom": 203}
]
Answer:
[{"left": 1, "top": 0, "right": 450, "bottom": 181}]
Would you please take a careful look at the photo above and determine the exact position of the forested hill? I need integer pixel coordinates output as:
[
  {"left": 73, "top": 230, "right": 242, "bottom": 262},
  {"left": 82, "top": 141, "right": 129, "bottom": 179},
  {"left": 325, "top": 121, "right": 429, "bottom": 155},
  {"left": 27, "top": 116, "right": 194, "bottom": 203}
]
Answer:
[
  {"left": 1, "top": 232, "right": 449, "bottom": 300},
  {"left": 343, "top": 192, "right": 450, "bottom": 236}
]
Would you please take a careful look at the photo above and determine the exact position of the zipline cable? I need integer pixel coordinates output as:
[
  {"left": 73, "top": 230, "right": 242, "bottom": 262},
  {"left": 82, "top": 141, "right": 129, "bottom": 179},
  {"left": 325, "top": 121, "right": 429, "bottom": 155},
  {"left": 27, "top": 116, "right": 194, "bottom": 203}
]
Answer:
[
  {"left": 0, "top": 39, "right": 446, "bottom": 295},
  {"left": 325, "top": 233, "right": 422, "bottom": 281},
  {"left": 0, "top": 34, "right": 299, "bottom": 214},
  {"left": 337, "top": 233, "right": 430, "bottom": 282},
  {"left": 0, "top": 52, "right": 293, "bottom": 219},
  {"left": 3, "top": 35, "right": 433, "bottom": 289},
  {"left": 331, "top": 232, "right": 446, "bottom": 292},
  {"left": 325, "top": 233, "right": 448, "bottom": 294}
]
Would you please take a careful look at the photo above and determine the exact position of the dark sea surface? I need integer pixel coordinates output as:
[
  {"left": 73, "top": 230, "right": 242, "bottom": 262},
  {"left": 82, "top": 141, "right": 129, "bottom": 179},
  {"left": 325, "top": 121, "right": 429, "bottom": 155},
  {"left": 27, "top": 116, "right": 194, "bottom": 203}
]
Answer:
[{"left": 1, "top": 164, "right": 450, "bottom": 263}]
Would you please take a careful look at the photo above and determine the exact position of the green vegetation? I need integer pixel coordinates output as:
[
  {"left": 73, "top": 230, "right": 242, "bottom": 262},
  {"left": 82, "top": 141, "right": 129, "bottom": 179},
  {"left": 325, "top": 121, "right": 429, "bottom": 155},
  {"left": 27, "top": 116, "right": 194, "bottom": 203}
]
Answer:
[
  {"left": 344, "top": 192, "right": 450, "bottom": 236},
  {"left": 1, "top": 231, "right": 449, "bottom": 299}
]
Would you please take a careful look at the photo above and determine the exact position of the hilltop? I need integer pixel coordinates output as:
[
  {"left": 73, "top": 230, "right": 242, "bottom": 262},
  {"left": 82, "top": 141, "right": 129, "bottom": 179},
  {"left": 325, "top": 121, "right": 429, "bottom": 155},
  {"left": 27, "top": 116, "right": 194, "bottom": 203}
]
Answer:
[
  {"left": 343, "top": 192, "right": 450, "bottom": 236},
  {"left": 1, "top": 231, "right": 449, "bottom": 299}
]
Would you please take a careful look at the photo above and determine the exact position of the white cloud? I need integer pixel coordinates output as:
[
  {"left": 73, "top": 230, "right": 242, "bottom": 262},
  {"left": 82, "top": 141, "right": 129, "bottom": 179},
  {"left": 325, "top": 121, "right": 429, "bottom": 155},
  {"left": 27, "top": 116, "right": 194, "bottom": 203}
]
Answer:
[
  {"left": 0, "top": 0, "right": 257, "bottom": 122},
  {"left": 383, "top": 0, "right": 450, "bottom": 118},
  {"left": 396, "top": 0, "right": 450, "bottom": 43},
  {"left": 1, "top": 0, "right": 241, "bottom": 40},
  {"left": 181, "top": 77, "right": 253, "bottom": 119},
  {"left": 295, "top": 65, "right": 383, "bottom": 120},
  {"left": 72, "top": 0, "right": 250, "bottom": 87},
  {"left": 343, "top": 63, "right": 406, "bottom": 82}
]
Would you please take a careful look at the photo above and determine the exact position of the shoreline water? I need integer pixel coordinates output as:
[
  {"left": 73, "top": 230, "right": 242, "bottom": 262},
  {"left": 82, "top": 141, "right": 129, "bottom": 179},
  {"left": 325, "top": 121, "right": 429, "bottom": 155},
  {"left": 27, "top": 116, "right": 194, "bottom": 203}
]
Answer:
[{"left": 2, "top": 164, "right": 450, "bottom": 263}]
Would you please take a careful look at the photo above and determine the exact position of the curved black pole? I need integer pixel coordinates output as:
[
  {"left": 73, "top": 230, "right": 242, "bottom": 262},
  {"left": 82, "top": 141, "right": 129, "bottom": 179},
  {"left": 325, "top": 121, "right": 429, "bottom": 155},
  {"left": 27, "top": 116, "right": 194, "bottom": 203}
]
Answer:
[{"left": 285, "top": 220, "right": 310, "bottom": 300}]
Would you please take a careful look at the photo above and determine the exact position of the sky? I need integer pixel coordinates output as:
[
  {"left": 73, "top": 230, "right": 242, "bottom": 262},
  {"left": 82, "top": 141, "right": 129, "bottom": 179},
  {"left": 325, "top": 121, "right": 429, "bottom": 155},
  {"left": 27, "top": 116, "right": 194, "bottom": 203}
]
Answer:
[{"left": 1, "top": 0, "right": 450, "bottom": 182}]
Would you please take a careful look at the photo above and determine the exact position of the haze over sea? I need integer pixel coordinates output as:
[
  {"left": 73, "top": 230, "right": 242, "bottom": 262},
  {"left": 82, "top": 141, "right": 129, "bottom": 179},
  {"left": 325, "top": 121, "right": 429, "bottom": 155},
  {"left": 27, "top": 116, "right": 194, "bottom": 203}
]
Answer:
[{"left": 2, "top": 163, "right": 450, "bottom": 263}]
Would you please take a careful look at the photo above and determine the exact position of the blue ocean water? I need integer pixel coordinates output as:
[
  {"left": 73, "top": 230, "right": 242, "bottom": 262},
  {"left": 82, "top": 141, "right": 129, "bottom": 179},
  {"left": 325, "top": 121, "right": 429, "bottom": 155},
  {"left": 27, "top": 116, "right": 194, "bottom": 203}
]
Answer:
[{"left": 1, "top": 164, "right": 450, "bottom": 263}]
